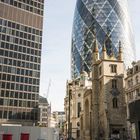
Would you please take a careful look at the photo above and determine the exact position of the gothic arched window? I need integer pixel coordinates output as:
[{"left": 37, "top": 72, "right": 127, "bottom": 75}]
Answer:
[
  {"left": 85, "top": 99, "right": 90, "bottom": 129},
  {"left": 113, "top": 98, "right": 118, "bottom": 108},
  {"left": 136, "top": 76, "right": 139, "bottom": 84}
]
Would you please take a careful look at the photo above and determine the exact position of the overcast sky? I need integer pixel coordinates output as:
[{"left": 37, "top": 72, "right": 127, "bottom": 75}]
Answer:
[{"left": 40, "top": 0, "right": 140, "bottom": 111}]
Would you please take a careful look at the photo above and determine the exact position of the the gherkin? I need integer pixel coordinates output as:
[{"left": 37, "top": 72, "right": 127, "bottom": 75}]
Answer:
[{"left": 71, "top": 0, "right": 135, "bottom": 79}]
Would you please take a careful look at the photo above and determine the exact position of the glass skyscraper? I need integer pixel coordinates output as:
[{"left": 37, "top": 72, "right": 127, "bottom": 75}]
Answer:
[
  {"left": 71, "top": 0, "right": 135, "bottom": 78},
  {"left": 0, "top": 0, "right": 44, "bottom": 125}
]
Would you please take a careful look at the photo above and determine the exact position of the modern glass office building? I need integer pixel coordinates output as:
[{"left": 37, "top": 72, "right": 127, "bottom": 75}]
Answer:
[
  {"left": 0, "top": 0, "right": 44, "bottom": 125},
  {"left": 71, "top": 0, "right": 135, "bottom": 78}
]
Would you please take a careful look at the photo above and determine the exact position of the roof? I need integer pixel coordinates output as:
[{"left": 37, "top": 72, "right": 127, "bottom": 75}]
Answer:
[{"left": 39, "top": 95, "right": 48, "bottom": 104}]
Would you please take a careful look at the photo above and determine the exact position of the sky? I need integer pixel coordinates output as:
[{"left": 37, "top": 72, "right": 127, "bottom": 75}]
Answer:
[{"left": 40, "top": 0, "right": 140, "bottom": 111}]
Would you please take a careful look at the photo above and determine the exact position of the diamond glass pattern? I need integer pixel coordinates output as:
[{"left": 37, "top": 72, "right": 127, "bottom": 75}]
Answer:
[{"left": 71, "top": 0, "right": 135, "bottom": 79}]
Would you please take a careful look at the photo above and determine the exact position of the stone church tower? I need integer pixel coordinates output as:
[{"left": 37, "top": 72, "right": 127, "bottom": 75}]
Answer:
[{"left": 91, "top": 40, "right": 127, "bottom": 140}]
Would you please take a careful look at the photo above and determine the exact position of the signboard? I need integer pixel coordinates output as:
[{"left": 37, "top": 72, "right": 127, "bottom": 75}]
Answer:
[{"left": 111, "top": 134, "right": 120, "bottom": 139}]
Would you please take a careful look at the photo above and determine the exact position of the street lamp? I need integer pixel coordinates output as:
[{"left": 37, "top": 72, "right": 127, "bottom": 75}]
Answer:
[{"left": 68, "top": 88, "right": 72, "bottom": 139}]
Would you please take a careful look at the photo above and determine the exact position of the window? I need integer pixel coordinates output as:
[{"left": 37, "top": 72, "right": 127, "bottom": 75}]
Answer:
[
  {"left": 32, "top": 94, "right": 35, "bottom": 100},
  {"left": 2, "top": 74, "right": 6, "bottom": 80},
  {"left": 31, "top": 102, "right": 35, "bottom": 107},
  {"left": 113, "top": 98, "right": 118, "bottom": 108},
  {"left": 22, "top": 112, "right": 26, "bottom": 120},
  {"left": 27, "top": 101, "right": 30, "bottom": 107},
  {"left": 136, "top": 88, "right": 140, "bottom": 96},
  {"left": 12, "top": 110, "right": 17, "bottom": 119},
  {"left": 10, "top": 91, "right": 14, "bottom": 98},
  {"left": 135, "top": 65, "right": 139, "bottom": 72},
  {"left": 2, "top": 35, "right": 5, "bottom": 40},
  {"left": 0, "top": 98, "right": 4, "bottom": 105},
  {"left": 8, "top": 21, "right": 11, "bottom": 27},
  {"left": 16, "top": 31, "right": 19, "bottom": 36},
  {"left": 25, "top": 85, "right": 28, "bottom": 91},
  {"left": 12, "top": 23, "right": 15, "bottom": 28},
  {"left": 99, "top": 66, "right": 102, "bottom": 75},
  {"left": 130, "top": 69, "right": 133, "bottom": 74},
  {"left": 4, "top": 99, "right": 8, "bottom": 105},
  {"left": 136, "top": 76, "right": 139, "bottom": 84},
  {"left": 6, "top": 83, "right": 10, "bottom": 89},
  {"left": 129, "top": 92, "right": 133, "bottom": 100},
  {"left": 112, "top": 79, "right": 117, "bottom": 89},
  {"left": 1, "top": 82, "right": 5, "bottom": 88},
  {"left": 11, "top": 83, "right": 15, "bottom": 90},
  {"left": 77, "top": 102, "right": 81, "bottom": 118},
  {"left": 6, "top": 91, "right": 9, "bottom": 97},
  {"left": 15, "top": 92, "right": 18, "bottom": 98},
  {"left": 110, "top": 64, "right": 117, "bottom": 73},
  {"left": 6, "top": 43, "right": 10, "bottom": 49},
  {"left": 16, "top": 24, "right": 20, "bottom": 30},
  {"left": 19, "top": 93, "right": 23, "bottom": 99},
  {"left": 77, "top": 129, "right": 80, "bottom": 138},
  {"left": 9, "top": 99, "right": 13, "bottom": 106},
  {"left": 0, "top": 111, "right": 2, "bottom": 118},
  {"left": 3, "top": 111, "right": 7, "bottom": 119},
  {"left": 19, "top": 100, "right": 22, "bottom": 107},
  {"left": 14, "top": 100, "right": 18, "bottom": 106},
  {"left": 28, "top": 94, "right": 31, "bottom": 99},
  {"left": 17, "top": 112, "right": 21, "bottom": 119},
  {"left": 130, "top": 79, "right": 133, "bottom": 86},
  {"left": 1, "top": 91, "right": 4, "bottom": 97},
  {"left": 8, "top": 111, "right": 12, "bottom": 119},
  {"left": 24, "top": 93, "right": 27, "bottom": 99},
  {"left": 128, "top": 80, "right": 131, "bottom": 87},
  {"left": 14, "top": 1, "right": 17, "bottom": 6}
]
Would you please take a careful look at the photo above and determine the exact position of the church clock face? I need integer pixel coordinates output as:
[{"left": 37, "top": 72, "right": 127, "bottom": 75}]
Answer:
[{"left": 110, "top": 88, "right": 120, "bottom": 96}]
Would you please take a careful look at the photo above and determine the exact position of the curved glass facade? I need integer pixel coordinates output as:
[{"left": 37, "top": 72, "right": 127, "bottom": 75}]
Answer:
[{"left": 71, "top": 0, "right": 135, "bottom": 79}]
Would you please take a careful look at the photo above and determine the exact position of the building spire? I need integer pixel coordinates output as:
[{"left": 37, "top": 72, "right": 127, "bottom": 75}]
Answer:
[
  {"left": 93, "top": 39, "right": 99, "bottom": 53},
  {"left": 102, "top": 41, "right": 107, "bottom": 60},
  {"left": 92, "top": 26, "right": 98, "bottom": 53},
  {"left": 92, "top": 35, "right": 99, "bottom": 64}
]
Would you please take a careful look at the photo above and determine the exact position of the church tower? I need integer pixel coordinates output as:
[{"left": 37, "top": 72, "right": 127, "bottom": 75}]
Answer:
[{"left": 92, "top": 41, "right": 127, "bottom": 139}]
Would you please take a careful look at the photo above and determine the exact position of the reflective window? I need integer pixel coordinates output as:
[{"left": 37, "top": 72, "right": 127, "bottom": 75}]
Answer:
[{"left": 71, "top": 0, "right": 135, "bottom": 78}]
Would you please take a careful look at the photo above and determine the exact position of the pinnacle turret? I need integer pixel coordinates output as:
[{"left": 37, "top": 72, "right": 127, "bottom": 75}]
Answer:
[{"left": 102, "top": 41, "right": 107, "bottom": 60}]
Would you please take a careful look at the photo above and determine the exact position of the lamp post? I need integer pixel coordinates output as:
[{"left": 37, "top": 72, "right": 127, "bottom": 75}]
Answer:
[{"left": 68, "top": 88, "right": 72, "bottom": 139}]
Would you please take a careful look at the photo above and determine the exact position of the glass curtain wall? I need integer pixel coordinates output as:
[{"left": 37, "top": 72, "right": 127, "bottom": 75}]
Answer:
[{"left": 71, "top": 0, "right": 135, "bottom": 79}]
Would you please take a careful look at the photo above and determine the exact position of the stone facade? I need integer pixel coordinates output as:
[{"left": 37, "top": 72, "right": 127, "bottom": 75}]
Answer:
[
  {"left": 91, "top": 40, "right": 127, "bottom": 140},
  {"left": 65, "top": 40, "right": 128, "bottom": 140},
  {"left": 64, "top": 73, "right": 92, "bottom": 139},
  {"left": 125, "top": 60, "right": 140, "bottom": 139},
  {"left": 38, "top": 95, "right": 49, "bottom": 127},
  {"left": 80, "top": 88, "right": 92, "bottom": 140}
]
